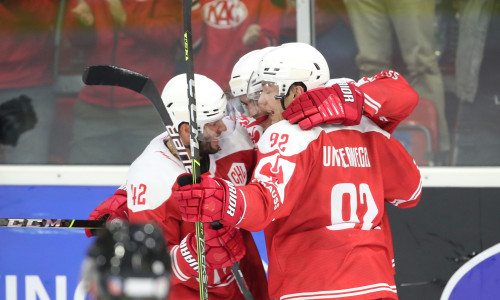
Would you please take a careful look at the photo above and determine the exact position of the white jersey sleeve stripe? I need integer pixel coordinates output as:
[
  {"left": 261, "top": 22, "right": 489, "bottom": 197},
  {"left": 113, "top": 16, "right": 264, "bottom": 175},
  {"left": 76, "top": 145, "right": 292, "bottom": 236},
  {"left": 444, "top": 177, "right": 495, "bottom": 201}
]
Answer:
[
  {"left": 389, "top": 178, "right": 422, "bottom": 207},
  {"left": 170, "top": 245, "right": 191, "bottom": 281},
  {"left": 207, "top": 276, "right": 236, "bottom": 288},
  {"left": 364, "top": 94, "right": 381, "bottom": 114},
  {"left": 410, "top": 178, "right": 423, "bottom": 200},
  {"left": 364, "top": 93, "right": 381, "bottom": 109},
  {"left": 280, "top": 283, "right": 397, "bottom": 300},
  {"left": 236, "top": 189, "right": 247, "bottom": 226}
]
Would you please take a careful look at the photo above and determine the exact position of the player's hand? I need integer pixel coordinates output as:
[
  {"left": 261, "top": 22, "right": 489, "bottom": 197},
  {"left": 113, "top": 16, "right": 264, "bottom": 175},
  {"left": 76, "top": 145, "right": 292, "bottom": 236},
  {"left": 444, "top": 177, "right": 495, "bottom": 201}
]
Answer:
[
  {"left": 242, "top": 24, "right": 261, "bottom": 46},
  {"left": 174, "top": 174, "right": 244, "bottom": 227},
  {"left": 85, "top": 187, "right": 128, "bottom": 238},
  {"left": 72, "top": 0, "right": 95, "bottom": 27},
  {"left": 0, "top": 95, "right": 37, "bottom": 146},
  {"left": 178, "top": 224, "right": 246, "bottom": 276},
  {"left": 282, "top": 82, "right": 365, "bottom": 130},
  {"left": 106, "top": 0, "right": 127, "bottom": 27}
]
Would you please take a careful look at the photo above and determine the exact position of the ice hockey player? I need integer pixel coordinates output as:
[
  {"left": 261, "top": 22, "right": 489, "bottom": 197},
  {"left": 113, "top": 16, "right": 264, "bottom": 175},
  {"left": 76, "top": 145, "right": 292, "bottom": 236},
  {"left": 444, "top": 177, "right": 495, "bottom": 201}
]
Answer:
[
  {"left": 88, "top": 73, "right": 269, "bottom": 299},
  {"left": 127, "top": 73, "right": 270, "bottom": 299},
  {"left": 80, "top": 221, "right": 171, "bottom": 300},
  {"left": 229, "top": 47, "right": 275, "bottom": 143},
  {"left": 175, "top": 42, "right": 422, "bottom": 300}
]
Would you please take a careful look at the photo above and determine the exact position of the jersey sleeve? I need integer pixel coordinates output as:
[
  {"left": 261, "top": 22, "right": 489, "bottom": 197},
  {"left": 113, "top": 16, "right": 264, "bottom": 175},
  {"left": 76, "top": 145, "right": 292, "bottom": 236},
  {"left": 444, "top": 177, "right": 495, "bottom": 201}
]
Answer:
[
  {"left": 380, "top": 136, "right": 422, "bottom": 208},
  {"left": 127, "top": 158, "right": 239, "bottom": 290},
  {"left": 126, "top": 151, "right": 186, "bottom": 241},
  {"left": 357, "top": 70, "right": 419, "bottom": 134}
]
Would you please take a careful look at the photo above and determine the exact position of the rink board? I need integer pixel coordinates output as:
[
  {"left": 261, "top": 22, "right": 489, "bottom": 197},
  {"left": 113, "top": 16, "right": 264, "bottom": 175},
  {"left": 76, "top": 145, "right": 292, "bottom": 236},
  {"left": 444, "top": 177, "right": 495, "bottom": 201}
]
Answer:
[
  {"left": 2, "top": 167, "right": 500, "bottom": 299},
  {"left": 0, "top": 185, "right": 268, "bottom": 300},
  {"left": 440, "top": 243, "right": 500, "bottom": 300}
]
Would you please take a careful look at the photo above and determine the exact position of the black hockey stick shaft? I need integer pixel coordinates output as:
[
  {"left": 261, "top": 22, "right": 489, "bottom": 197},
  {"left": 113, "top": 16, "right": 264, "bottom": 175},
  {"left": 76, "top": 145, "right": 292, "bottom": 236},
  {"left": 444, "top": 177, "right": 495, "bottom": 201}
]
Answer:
[
  {"left": 231, "top": 264, "right": 254, "bottom": 300},
  {"left": 214, "top": 229, "right": 254, "bottom": 300},
  {"left": 182, "top": 1, "right": 208, "bottom": 299},
  {"left": 82, "top": 65, "right": 192, "bottom": 172},
  {"left": 0, "top": 218, "right": 104, "bottom": 229}
]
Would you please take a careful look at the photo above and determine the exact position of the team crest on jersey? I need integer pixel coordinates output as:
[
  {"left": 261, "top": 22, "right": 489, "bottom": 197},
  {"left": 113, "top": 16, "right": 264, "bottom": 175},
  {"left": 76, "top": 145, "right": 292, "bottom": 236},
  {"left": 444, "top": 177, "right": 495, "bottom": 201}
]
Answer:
[
  {"left": 248, "top": 127, "right": 261, "bottom": 145},
  {"left": 228, "top": 163, "right": 247, "bottom": 186},
  {"left": 202, "top": 0, "right": 248, "bottom": 29},
  {"left": 253, "top": 153, "right": 296, "bottom": 210}
]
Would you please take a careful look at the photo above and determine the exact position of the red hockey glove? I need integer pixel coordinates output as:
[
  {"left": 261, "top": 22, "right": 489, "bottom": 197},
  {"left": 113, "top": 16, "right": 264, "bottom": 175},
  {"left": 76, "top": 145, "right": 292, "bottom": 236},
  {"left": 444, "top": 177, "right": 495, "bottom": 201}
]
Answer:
[
  {"left": 177, "top": 224, "right": 246, "bottom": 276},
  {"left": 85, "top": 187, "right": 128, "bottom": 238},
  {"left": 282, "top": 81, "right": 365, "bottom": 129},
  {"left": 174, "top": 174, "right": 245, "bottom": 227}
]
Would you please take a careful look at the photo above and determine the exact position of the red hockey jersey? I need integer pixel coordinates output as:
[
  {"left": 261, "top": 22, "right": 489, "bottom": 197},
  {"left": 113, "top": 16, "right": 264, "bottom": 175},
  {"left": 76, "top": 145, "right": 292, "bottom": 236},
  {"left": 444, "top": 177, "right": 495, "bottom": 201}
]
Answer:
[
  {"left": 231, "top": 71, "right": 421, "bottom": 300},
  {"left": 127, "top": 130, "right": 267, "bottom": 300},
  {"left": 209, "top": 116, "right": 257, "bottom": 186},
  {"left": 237, "top": 117, "right": 422, "bottom": 300}
]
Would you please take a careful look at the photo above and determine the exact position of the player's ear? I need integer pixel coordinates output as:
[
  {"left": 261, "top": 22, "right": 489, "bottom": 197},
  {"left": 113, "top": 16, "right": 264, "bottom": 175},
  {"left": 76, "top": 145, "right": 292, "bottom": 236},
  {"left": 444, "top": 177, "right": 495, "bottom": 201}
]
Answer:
[
  {"left": 294, "top": 84, "right": 305, "bottom": 96},
  {"left": 289, "top": 84, "right": 305, "bottom": 100},
  {"left": 178, "top": 122, "right": 190, "bottom": 145},
  {"left": 284, "top": 84, "right": 305, "bottom": 108}
]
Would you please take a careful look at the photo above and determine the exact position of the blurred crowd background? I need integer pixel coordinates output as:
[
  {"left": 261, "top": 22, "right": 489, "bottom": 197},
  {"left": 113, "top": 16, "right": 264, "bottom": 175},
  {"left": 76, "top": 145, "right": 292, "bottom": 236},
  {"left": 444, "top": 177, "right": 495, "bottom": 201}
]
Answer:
[{"left": 1, "top": 0, "right": 498, "bottom": 166}]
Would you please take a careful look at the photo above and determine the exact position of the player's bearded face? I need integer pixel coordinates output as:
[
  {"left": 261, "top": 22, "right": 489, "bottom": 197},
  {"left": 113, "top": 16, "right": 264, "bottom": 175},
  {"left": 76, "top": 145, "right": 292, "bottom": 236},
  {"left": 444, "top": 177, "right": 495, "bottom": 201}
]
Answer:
[
  {"left": 258, "top": 81, "right": 283, "bottom": 125},
  {"left": 200, "top": 119, "right": 227, "bottom": 155}
]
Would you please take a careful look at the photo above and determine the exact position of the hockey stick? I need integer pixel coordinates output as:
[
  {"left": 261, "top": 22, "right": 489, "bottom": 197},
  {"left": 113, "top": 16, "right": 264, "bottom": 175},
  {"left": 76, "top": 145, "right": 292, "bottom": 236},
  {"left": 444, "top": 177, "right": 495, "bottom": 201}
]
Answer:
[
  {"left": 182, "top": 2, "right": 253, "bottom": 298},
  {"left": 0, "top": 218, "right": 104, "bottom": 229},
  {"left": 82, "top": 65, "right": 192, "bottom": 172},
  {"left": 182, "top": 1, "right": 208, "bottom": 299}
]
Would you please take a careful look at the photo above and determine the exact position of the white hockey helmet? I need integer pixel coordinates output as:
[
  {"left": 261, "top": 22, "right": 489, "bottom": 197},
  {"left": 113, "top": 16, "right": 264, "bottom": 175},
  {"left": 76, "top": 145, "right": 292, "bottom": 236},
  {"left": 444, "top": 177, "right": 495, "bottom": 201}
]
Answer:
[
  {"left": 161, "top": 73, "right": 227, "bottom": 132},
  {"left": 229, "top": 47, "right": 275, "bottom": 98},
  {"left": 257, "top": 42, "right": 330, "bottom": 97}
]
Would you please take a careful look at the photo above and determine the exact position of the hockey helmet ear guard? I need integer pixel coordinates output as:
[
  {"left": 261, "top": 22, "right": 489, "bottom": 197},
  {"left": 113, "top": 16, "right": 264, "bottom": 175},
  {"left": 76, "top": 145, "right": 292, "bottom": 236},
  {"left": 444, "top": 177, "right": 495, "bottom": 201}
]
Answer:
[
  {"left": 246, "top": 70, "right": 263, "bottom": 101},
  {"left": 229, "top": 96, "right": 247, "bottom": 115}
]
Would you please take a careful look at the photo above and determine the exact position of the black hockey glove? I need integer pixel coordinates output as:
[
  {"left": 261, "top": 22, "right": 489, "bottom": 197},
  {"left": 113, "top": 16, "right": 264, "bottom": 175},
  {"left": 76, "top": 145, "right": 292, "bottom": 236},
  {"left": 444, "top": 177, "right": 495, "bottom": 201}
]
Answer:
[{"left": 0, "top": 95, "right": 37, "bottom": 146}]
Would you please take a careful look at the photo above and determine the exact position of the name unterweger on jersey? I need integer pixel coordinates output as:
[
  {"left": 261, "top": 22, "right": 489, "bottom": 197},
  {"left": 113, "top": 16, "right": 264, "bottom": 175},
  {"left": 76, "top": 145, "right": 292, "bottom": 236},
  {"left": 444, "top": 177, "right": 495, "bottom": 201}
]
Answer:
[{"left": 323, "top": 146, "right": 371, "bottom": 168}]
